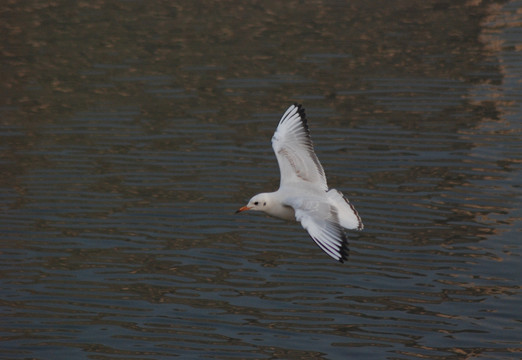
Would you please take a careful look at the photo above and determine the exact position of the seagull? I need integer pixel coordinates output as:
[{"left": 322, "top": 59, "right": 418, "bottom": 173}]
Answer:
[{"left": 236, "top": 104, "right": 363, "bottom": 263}]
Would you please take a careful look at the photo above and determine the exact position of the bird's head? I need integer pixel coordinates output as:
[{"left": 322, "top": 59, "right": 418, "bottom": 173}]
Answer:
[{"left": 235, "top": 193, "right": 269, "bottom": 213}]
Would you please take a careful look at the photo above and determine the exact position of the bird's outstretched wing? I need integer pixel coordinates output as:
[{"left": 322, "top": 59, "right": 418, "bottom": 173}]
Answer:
[
  {"left": 272, "top": 104, "right": 328, "bottom": 191},
  {"left": 286, "top": 197, "right": 349, "bottom": 263}
]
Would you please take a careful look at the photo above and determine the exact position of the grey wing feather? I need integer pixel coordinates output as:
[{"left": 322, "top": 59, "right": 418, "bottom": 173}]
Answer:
[
  {"left": 288, "top": 197, "right": 349, "bottom": 262},
  {"left": 272, "top": 104, "right": 328, "bottom": 191}
]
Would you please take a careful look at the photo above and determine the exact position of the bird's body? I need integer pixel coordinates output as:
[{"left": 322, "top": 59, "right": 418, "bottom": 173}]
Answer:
[{"left": 236, "top": 104, "right": 363, "bottom": 262}]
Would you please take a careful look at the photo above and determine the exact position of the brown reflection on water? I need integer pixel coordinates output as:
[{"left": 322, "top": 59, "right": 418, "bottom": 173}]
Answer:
[
  {"left": 1, "top": 0, "right": 510, "bottom": 208},
  {"left": 1, "top": 0, "right": 504, "bottom": 115}
]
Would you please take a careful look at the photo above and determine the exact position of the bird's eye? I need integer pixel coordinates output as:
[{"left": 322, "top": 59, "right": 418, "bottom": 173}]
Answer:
[
  {"left": 263, "top": 202, "right": 266, "bottom": 206},
  {"left": 254, "top": 201, "right": 259, "bottom": 205}
]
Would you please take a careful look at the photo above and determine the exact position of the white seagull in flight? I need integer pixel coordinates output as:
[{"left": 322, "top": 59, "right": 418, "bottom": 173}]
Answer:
[{"left": 236, "top": 104, "right": 363, "bottom": 262}]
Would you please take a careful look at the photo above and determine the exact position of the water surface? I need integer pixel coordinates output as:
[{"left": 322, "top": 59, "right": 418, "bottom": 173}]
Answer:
[{"left": 1, "top": 1, "right": 521, "bottom": 359}]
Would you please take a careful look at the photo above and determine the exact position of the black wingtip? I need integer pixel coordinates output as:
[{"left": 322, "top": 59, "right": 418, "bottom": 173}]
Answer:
[
  {"left": 339, "top": 242, "right": 349, "bottom": 263},
  {"left": 291, "top": 103, "right": 310, "bottom": 136},
  {"left": 337, "top": 231, "right": 350, "bottom": 263},
  {"left": 293, "top": 102, "right": 306, "bottom": 118},
  {"left": 310, "top": 231, "right": 350, "bottom": 263}
]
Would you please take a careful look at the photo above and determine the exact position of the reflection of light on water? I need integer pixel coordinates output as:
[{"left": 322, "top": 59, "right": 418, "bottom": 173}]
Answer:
[
  {"left": 462, "top": 0, "right": 522, "bottom": 240},
  {"left": 475, "top": 0, "right": 522, "bottom": 115}
]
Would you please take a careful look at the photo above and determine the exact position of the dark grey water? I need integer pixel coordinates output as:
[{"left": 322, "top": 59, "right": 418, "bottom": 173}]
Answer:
[{"left": 1, "top": 1, "right": 521, "bottom": 359}]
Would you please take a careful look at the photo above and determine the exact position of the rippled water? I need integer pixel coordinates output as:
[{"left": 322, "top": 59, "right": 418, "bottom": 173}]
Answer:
[{"left": 1, "top": 1, "right": 521, "bottom": 359}]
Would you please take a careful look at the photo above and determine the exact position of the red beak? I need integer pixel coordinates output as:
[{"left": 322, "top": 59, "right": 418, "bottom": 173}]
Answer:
[{"left": 235, "top": 206, "right": 251, "bottom": 214}]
